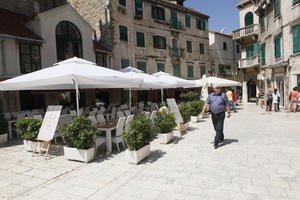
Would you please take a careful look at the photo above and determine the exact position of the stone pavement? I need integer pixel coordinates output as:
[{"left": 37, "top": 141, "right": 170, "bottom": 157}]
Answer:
[{"left": 1, "top": 104, "right": 300, "bottom": 200}]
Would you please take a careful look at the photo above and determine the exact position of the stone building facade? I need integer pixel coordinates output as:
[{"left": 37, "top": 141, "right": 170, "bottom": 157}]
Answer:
[{"left": 234, "top": 0, "right": 300, "bottom": 107}]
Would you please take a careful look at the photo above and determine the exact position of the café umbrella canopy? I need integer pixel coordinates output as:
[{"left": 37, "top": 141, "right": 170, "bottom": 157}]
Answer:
[
  {"left": 120, "top": 67, "right": 178, "bottom": 104},
  {"left": 152, "top": 72, "right": 196, "bottom": 88},
  {"left": 194, "top": 75, "right": 242, "bottom": 88},
  {"left": 0, "top": 57, "right": 143, "bottom": 116}
]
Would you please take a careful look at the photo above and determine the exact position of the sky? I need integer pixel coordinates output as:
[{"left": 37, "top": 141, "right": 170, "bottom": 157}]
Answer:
[{"left": 185, "top": 0, "right": 240, "bottom": 34}]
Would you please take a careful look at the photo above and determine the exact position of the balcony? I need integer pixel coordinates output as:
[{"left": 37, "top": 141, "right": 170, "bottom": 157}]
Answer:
[
  {"left": 170, "top": 21, "right": 185, "bottom": 30},
  {"left": 169, "top": 48, "right": 185, "bottom": 59},
  {"left": 239, "top": 55, "right": 260, "bottom": 69},
  {"left": 233, "top": 24, "right": 259, "bottom": 45}
]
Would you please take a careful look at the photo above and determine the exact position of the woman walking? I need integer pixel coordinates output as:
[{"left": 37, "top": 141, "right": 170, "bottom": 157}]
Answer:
[
  {"left": 272, "top": 89, "right": 280, "bottom": 112},
  {"left": 289, "top": 87, "right": 299, "bottom": 113}
]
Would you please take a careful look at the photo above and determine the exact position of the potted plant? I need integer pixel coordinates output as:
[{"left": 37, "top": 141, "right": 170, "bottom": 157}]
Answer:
[
  {"left": 123, "top": 113, "right": 156, "bottom": 164},
  {"left": 179, "top": 102, "right": 192, "bottom": 130},
  {"left": 154, "top": 110, "right": 176, "bottom": 144},
  {"left": 15, "top": 118, "right": 42, "bottom": 151},
  {"left": 179, "top": 91, "right": 200, "bottom": 102},
  {"left": 189, "top": 100, "right": 205, "bottom": 123},
  {"left": 0, "top": 114, "right": 8, "bottom": 144},
  {"left": 61, "top": 117, "right": 97, "bottom": 163}
]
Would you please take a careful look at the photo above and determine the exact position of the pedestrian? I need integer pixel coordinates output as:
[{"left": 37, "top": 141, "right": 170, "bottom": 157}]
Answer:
[
  {"left": 231, "top": 89, "right": 237, "bottom": 113},
  {"left": 289, "top": 87, "right": 299, "bottom": 113},
  {"left": 257, "top": 90, "right": 265, "bottom": 109},
  {"left": 272, "top": 89, "right": 280, "bottom": 112},
  {"left": 200, "top": 86, "right": 231, "bottom": 149},
  {"left": 226, "top": 88, "right": 234, "bottom": 112},
  {"left": 266, "top": 88, "right": 273, "bottom": 112}
]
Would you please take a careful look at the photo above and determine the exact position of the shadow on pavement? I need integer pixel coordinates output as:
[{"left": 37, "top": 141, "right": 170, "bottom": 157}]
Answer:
[{"left": 218, "top": 139, "right": 239, "bottom": 148}]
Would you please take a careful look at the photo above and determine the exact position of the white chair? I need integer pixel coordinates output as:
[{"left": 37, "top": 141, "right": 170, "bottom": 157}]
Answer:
[
  {"left": 33, "top": 115, "right": 43, "bottom": 120},
  {"left": 124, "top": 110, "right": 131, "bottom": 117},
  {"left": 112, "top": 117, "right": 126, "bottom": 152},
  {"left": 96, "top": 113, "right": 106, "bottom": 123},
  {"left": 89, "top": 111, "right": 98, "bottom": 117},
  {"left": 144, "top": 112, "right": 150, "bottom": 118},
  {"left": 124, "top": 115, "right": 134, "bottom": 132},
  {"left": 70, "top": 110, "right": 77, "bottom": 116},
  {"left": 150, "top": 111, "right": 157, "bottom": 120},
  {"left": 92, "top": 107, "right": 98, "bottom": 112},
  {"left": 117, "top": 111, "right": 125, "bottom": 119},
  {"left": 99, "top": 107, "right": 105, "bottom": 113},
  {"left": 16, "top": 112, "right": 26, "bottom": 120},
  {"left": 87, "top": 115, "right": 98, "bottom": 126},
  {"left": 123, "top": 104, "right": 129, "bottom": 110},
  {"left": 110, "top": 107, "right": 117, "bottom": 120},
  {"left": 139, "top": 102, "right": 144, "bottom": 112},
  {"left": 79, "top": 108, "right": 84, "bottom": 116}
]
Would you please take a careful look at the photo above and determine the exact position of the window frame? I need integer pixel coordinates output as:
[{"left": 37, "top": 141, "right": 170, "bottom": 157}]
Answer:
[
  {"left": 119, "top": 0, "right": 126, "bottom": 7},
  {"left": 136, "top": 31, "right": 145, "bottom": 48},
  {"left": 187, "top": 65, "right": 194, "bottom": 78},
  {"left": 274, "top": 34, "right": 282, "bottom": 59},
  {"left": 292, "top": 24, "right": 300, "bottom": 54},
  {"left": 274, "top": 0, "right": 281, "bottom": 18},
  {"left": 200, "top": 66, "right": 206, "bottom": 78},
  {"left": 95, "top": 51, "right": 107, "bottom": 68},
  {"left": 196, "top": 17, "right": 207, "bottom": 31},
  {"left": 157, "top": 63, "right": 165, "bottom": 72},
  {"left": 185, "top": 14, "right": 191, "bottom": 28},
  {"left": 134, "top": 0, "right": 143, "bottom": 17},
  {"left": 153, "top": 35, "right": 167, "bottom": 49},
  {"left": 223, "top": 42, "right": 227, "bottom": 51},
  {"left": 19, "top": 42, "right": 41, "bottom": 74},
  {"left": 137, "top": 61, "right": 147, "bottom": 73},
  {"left": 119, "top": 25, "right": 128, "bottom": 42},
  {"left": 173, "top": 64, "right": 181, "bottom": 77},
  {"left": 151, "top": 5, "right": 165, "bottom": 21},
  {"left": 121, "top": 58, "right": 129, "bottom": 69},
  {"left": 200, "top": 43, "right": 205, "bottom": 54},
  {"left": 186, "top": 40, "right": 193, "bottom": 53},
  {"left": 260, "top": 43, "right": 266, "bottom": 65}
]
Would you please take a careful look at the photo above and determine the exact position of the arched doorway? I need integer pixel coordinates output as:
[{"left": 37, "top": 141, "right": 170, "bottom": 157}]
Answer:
[
  {"left": 247, "top": 79, "right": 257, "bottom": 102},
  {"left": 56, "top": 21, "right": 82, "bottom": 61},
  {"left": 245, "top": 12, "right": 254, "bottom": 26}
]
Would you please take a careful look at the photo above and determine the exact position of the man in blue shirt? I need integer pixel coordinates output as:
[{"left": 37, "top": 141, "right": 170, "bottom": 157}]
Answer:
[{"left": 201, "top": 86, "right": 231, "bottom": 149}]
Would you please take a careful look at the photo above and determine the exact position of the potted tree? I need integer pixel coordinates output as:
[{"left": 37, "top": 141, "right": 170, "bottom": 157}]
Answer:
[
  {"left": 189, "top": 100, "right": 205, "bottom": 123},
  {"left": 154, "top": 110, "right": 176, "bottom": 144},
  {"left": 179, "top": 102, "right": 192, "bottom": 130},
  {"left": 61, "top": 117, "right": 97, "bottom": 163},
  {"left": 0, "top": 114, "right": 8, "bottom": 144},
  {"left": 15, "top": 118, "right": 42, "bottom": 151},
  {"left": 123, "top": 113, "right": 156, "bottom": 164}
]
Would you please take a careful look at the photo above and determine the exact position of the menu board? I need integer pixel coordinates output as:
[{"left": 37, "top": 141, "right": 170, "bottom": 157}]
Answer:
[
  {"left": 167, "top": 99, "right": 183, "bottom": 124},
  {"left": 37, "top": 106, "right": 62, "bottom": 141}
]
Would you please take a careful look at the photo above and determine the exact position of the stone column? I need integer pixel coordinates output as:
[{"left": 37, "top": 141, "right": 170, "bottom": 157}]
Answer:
[{"left": 242, "top": 81, "right": 248, "bottom": 104}]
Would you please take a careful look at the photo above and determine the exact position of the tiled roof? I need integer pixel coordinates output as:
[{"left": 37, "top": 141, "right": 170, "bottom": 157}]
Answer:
[
  {"left": 0, "top": 8, "right": 43, "bottom": 41},
  {"left": 93, "top": 41, "right": 112, "bottom": 52}
]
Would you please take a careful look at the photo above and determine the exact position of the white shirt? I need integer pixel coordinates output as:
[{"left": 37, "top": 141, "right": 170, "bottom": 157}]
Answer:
[{"left": 272, "top": 92, "right": 280, "bottom": 104}]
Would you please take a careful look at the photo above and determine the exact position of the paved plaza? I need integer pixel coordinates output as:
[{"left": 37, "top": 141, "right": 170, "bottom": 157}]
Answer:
[{"left": 1, "top": 104, "right": 300, "bottom": 200}]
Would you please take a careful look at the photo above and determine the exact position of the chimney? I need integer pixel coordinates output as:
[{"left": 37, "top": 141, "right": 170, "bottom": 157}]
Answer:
[{"left": 168, "top": 0, "right": 186, "bottom": 6}]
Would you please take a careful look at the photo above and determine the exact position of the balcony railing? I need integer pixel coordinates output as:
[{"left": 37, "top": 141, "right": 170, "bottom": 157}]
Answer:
[
  {"left": 169, "top": 48, "right": 185, "bottom": 58},
  {"left": 239, "top": 55, "right": 260, "bottom": 69},
  {"left": 233, "top": 24, "right": 259, "bottom": 40},
  {"left": 170, "top": 20, "right": 185, "bottom": 30}
]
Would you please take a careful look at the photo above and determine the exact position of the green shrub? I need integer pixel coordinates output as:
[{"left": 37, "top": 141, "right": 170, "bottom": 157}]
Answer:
[
  {"left": 0, "top": 114, "right": 8, "bottom": 135},
  {"left": 61, "top": 117, "right": 97, "bottom": 149},
  {"left": 180, "top": 91, "right": 200, "bottom": 102},
  {"left": 154, "top": 111, "right": 176, "bottom": 134},
  {"left": 179, "top": 102, "right": 192, "bottom": 123},
  {"left": 15, "top": 118, "right": 42, "bottom": 141},
  {"left": 189, "top": 100, "right": 205, "bottom": 116},
  {"left": 124, "top": 113, "right": 156, "bottom": 151}
]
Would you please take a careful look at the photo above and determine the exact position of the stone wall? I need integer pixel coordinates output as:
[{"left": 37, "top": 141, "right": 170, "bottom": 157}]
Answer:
[{"left": 0, "top": 0, "right": 33, "bottom": 16}]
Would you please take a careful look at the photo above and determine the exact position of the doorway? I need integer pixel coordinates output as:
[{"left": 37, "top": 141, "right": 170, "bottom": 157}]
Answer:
[{"left": 247, "top": 79, "right": 257, "bottom": 102}]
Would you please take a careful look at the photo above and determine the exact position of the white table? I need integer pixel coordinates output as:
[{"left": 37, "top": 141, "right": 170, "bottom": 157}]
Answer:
[
  {"left": 97, "top": 126, "right": 116, "bottom": 154},
  {"left": 8, "top": 120, "right": 17, "bottom": 139}
]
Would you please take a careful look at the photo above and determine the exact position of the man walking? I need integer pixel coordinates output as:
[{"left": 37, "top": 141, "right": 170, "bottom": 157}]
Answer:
[{"left": 201, "top": 86, "right": 231, "bottom": 149}]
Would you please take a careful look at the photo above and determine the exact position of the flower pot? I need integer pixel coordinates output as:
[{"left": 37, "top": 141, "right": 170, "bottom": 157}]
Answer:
[
  {"left": 64, "top": 146, "right": 95, "bottom": 163},
  {"left": 191, "top": 116, "right": 198, "bottom": 123},
  {"left": 23, "top": 140, "right": 38, "bottom": 152},
  {"left": 158, "top": 132, "right": 174, "bottom": 144},
  {"left": 0, "top": 133, "right": 8, "bottom": 144},
  {"left": 126, "top": 144, "right": 150, "bottom": 165}
]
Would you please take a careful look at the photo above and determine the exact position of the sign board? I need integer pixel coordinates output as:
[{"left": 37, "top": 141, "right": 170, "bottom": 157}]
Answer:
[
  {"left": 37, "top": 106, "right": 62, "bottom": 141},
  {"left": 167, "top": 98, "right": 183, "bottom": 124}
]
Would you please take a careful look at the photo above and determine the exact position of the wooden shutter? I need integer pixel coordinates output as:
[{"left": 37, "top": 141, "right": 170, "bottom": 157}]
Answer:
[
  {"left": 135, "top": 0, "right": 143, "bottom": 16},
  {"left": 185, "top": 14, "right": 191, "bottom": 28},
  {"left": 274, "top": 34, "right": 281, "bottom": 58},
  {"left": 137, "top": 62, "right": 147, "bottom": 73},
  {"left": 200, "top": 43, "right": 205, "bottom": 54},
  {"left": 274, "top": 0, "right": 280, "bottom": 17},
  {"left": 187, "top": 41, "right": 192, "bottom": 53},
  {"left": 200, "top": 66, "right": 206, "bottom": 78},
  {"left": 121, "top": 59, "right": 129, "bottom": 69},
  {"left": 261, "top": 44, "right": 266, "bottom": 65},
  {"left": 119, "top": 0, "right": 126, "bottom": 7},
  {"left": 136, "top": 32, "right": 145, "bottom": 47},
  {"left": 157, "top": 63, "right": 165, "bottom": 72},
  {"left": 246, "top": 44, "right": 254, "bottom": 58},
  {"left": 187, "top": 66, "right": 194, "bottom": 78},
  {"left": 293, "top": 25, "right": 300, "bottom": 53},
  {"left": 119, "top": 25, "right": 128, "bottom": 41},
  {"left": 171, "top": 10, "right": 178, "bottom": 29},
  {"left": 173, "top": 64, "right": 181, "bottom": 77}
]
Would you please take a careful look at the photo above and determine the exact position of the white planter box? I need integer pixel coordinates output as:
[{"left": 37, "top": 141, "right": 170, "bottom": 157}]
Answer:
[
  {"left": 191, "top": 116, "right": 198, "bottom": 123},
  {"left": 126, "top": 144, "right": 150, "bottom": 165},
  {"left": 23, "top": 140, "right": 38, "bottom": 152},
  {"left": 64, "top": 146, "right": 95, "bottom": 163},
  {"left": 158, "top": 132, "right": 173, "bottom": 144},
  {"left": 184, "top": 122, "right": 189, "bottom": 130},
  {"left": 0, "top": 133, "right": 8, "bottom": 144}
]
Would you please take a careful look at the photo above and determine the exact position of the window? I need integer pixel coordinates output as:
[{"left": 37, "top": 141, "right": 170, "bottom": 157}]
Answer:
[
  {"left": 19, "top": 43, "right": 41, "bottom": 74},
  {"left": 187, "top": 66, "right": 194, "bottom": 78},
  {"left": 236, "top": 45, "right": 240, "bottom": 53},
  {"left": 261, "top": 44, "right": 266, "bottom": 65},
  {"left": 185, "top": 14, "right": 191, "bottom": 28},
  {"left": 297, "top": 75, "right": 300, "bottom": 91},
  {"left": 56, "top": 21, "right": 82, "bottom": 61},
  {"left": 153, "top": 35, "right": 166, "bottom": 49},
  {"left": 219, "top": 65, "right": 232, "bottom": 77},
  {"left": 245, "top": 12, "right": 254, "bottom": 26},
  {"left": 196, "top": 18, "right": 207, "bottom": 30},
  {"left": 259, "top": 12, "right": 265, "bottom": 30},
  {"left": 119, "top": 0, "right": 126, "bottom": 7},
  {"left": 292, "top": 25, "right": 300, "bottom": 54},
  {"left": 121, "top": 59, "right": 129, "bottom": 69},
  {"left": 137, "top": 62, "right": 146, "bottom": 73},
  {"left": 95, "top": 52, "right": 107, "bottom": 67},
  {"left": 200, "top": 43, "right": 205, "bottom": 54},
  {"left": 246, "top": 43, "right": 260, "bottom": 58},
  {"left": 200, "top": 66, "right": 206, "bottom": 78},
  {"left": 293, "top": 0, "right": 300, "bottom": 5},
  {"left": 173, "top": 64, "right": 181, "bottom": 77},
  {"left": 274, "top": 0, "right": 281, "bottom": 18},
  {"left": 187, "top": 41, "right": 192, "bottom": 53},
  {"left": 274, "top": 34, "right": 281, "bottom": 58},
  {"left": 135, "top": 0, "right": 143, "bottom": 17},
  {"left": 223, "top": 42, "right": 227, "bottom": 51},
  {"left": 119, "top": 25, "right": 128, "bottom": 42},
  {"left": 157, "top": 63, "right": 165, "bottom": 72},
  {"left": 170, "top": 10, "right": 178, "bottom": 29},
  {"left": 136, "top": 32, "right": 145, "bottom": 47},
  {"left": 152, "top": 5, "right": 165, "bottom": 21}
]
